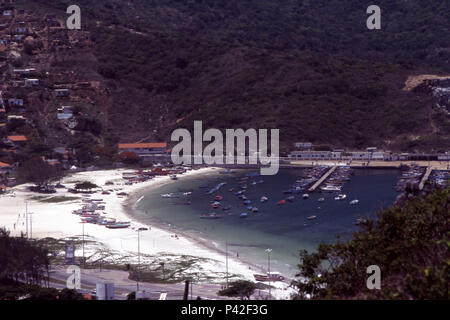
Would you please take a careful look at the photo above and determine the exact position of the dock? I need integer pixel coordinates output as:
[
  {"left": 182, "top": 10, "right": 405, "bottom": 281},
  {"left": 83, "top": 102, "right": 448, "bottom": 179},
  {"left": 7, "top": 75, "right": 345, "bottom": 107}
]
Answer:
[
  {"left": 308, "top": 166, "right": 337, "bottom": 192},
  {"left": 419, "top": 167, "right": 433, "bottom": 190}
]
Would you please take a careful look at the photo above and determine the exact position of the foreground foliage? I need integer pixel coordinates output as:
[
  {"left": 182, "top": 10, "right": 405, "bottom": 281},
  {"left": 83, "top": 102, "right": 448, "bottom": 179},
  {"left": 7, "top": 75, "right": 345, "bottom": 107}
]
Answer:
[{"left": 293, "top": 188, "right": 449, "bottom": 299}]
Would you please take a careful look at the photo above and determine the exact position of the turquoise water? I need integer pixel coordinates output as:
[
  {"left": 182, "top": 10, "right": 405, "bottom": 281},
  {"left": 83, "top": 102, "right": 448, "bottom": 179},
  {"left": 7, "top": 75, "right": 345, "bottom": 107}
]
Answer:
[{"left": 133, "top": 168, "right": 400, "bottom": 277}]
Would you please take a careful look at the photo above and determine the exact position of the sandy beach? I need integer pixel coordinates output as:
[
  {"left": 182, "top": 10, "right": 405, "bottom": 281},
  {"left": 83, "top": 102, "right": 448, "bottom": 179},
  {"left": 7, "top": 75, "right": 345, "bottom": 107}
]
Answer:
[{"left": 0, "top": 167, "right": 295, "bottom": 298}]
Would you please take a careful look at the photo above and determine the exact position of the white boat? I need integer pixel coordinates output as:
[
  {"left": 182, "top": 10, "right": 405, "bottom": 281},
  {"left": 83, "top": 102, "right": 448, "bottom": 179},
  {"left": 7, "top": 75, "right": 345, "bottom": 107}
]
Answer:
[
  {"left": 320, "top": 185, "right": 342, "bottom": 192},
  {"left": 302, "top": 194, "right": 309, "bottom": 199},
  {"left": 260, "top": 196, "right": 268, "bottom": 203},
  {"left": 334, "top": 194, "right": 347, "bottom": 201},
  {"left": 350, "top": 199, "right": 359, "bottom": 205}
]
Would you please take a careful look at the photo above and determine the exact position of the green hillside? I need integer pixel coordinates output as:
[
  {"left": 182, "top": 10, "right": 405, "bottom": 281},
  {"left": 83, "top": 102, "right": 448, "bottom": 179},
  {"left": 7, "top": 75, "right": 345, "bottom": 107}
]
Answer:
[{"left": 14, "top": 0, "right": 450, "bottom": 151}]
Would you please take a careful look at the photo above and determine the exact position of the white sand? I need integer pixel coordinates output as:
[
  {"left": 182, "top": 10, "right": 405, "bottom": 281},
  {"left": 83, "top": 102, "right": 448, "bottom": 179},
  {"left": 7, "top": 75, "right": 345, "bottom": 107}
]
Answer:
[{"left": 0, "top": 168, "right": 258, "bottom": 280}]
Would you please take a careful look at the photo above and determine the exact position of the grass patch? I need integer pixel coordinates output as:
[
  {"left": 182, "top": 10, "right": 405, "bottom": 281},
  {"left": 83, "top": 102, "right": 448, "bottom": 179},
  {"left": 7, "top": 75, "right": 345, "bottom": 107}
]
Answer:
[{"left": 38, "top": 196, "right": 80, "bottom": 203}]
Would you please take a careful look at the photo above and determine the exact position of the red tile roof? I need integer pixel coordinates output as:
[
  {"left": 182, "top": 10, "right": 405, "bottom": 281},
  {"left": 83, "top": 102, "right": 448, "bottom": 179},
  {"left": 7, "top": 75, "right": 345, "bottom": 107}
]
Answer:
[
  {"left": 0, "top": 161, "right": 11, "bottom": 168},
  {"left": 118, "top": 143, "right": 167, "bottom": 149},
  {"left": 8, "top": 135, "right": 27, "bottom": 142}
]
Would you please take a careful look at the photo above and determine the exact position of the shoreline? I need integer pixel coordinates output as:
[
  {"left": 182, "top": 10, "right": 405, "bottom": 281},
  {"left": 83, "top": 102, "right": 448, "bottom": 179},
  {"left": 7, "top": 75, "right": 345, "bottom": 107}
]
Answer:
[
  {"left": 121, "top": 174, "right": 270, "bottom": 280},
  {"left": 0, "top": 167, "right": 273, "bottom": 289}
]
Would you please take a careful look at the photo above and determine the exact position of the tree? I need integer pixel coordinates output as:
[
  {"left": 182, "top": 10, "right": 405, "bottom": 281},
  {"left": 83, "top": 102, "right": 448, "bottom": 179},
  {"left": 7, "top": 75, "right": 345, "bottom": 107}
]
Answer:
[
  {"left": 218, "top": 280, "right": 257, "bottom": 300},
  {"left": 293, "top": 187, "right": 449, "bottom": 300},
  {"left": 117, "top": 151, "right": 140, "bottom": 165},
  {"left": 75, "top": 181, "right": 98, "bottom": 192},
  {"left": 18, "top": 158, "right": 62, "bottom": 188}
]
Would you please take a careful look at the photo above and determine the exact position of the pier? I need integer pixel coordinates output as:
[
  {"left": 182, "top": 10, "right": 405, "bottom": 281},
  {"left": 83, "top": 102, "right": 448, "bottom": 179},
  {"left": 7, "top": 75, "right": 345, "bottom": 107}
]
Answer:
[
  {"left": 419, "top": 167, "right": 433, "bottom": 190},
  {"left": 308, "top": 166, "right": 337, "bottom": 192}
]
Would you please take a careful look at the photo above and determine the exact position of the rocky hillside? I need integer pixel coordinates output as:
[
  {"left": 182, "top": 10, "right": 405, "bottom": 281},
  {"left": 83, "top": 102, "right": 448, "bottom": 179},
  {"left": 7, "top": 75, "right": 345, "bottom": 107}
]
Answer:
[{"left": 5, "top": 0, "right": 450, "bottom": 159}]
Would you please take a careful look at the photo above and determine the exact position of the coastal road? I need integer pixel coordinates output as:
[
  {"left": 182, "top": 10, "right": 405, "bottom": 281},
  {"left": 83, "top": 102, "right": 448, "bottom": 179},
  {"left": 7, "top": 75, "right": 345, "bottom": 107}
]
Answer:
[{"left": 48, "top": 266, "right": 228, "bottom": 300}]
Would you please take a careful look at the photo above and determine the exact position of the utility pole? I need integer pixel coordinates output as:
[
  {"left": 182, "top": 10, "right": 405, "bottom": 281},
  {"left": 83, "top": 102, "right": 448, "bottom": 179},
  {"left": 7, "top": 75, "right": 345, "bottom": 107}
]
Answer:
[
  {"left": 225, "top": 241, "right": 229, "bottom": 288},
  {"left": 137, "top": 229, "right": 141, "bottom": 292},
  {"left": 80, "top": 222, "right": 85, "bottom": 268},
  {"left": 265, "top": 248, "right": 272, "bottom": 299},
  {"left": 29, "top": 212, "right": 34, "bottom": 239},
  {"left": 136, "top": 228, "right": 147, "bottom": 293},
  {"left": 25, "top": 201, "right": 28, "bottom": 238}
]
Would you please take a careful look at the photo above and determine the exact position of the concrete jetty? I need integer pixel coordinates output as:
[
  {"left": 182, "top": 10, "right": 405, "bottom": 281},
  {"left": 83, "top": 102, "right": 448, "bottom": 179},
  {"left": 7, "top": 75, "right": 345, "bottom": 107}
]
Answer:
[
  {"left": 419, "top": 167, "right": 433, "bottom": 190},
  {"left": 308, "top": 166, "right": 337, "bottom": 192}
]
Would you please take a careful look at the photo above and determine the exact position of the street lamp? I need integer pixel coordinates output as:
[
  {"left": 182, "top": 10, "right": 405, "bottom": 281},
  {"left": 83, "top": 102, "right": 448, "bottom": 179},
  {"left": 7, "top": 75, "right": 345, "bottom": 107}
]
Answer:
[
  {"left": 265, "top": 248, "right": 272, "bottom": 299},
  {"left": 79, "top": 221, "right": 86, "bottom": 268},
  {"left": 136, "top": 227, "right": 148, "bottom": 292}
]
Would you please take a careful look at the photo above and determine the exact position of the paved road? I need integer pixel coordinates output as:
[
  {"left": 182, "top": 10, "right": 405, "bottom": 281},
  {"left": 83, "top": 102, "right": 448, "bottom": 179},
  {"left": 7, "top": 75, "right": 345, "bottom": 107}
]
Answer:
[{"left": 49, "top": 266, "right": 227, "bottom": 300}]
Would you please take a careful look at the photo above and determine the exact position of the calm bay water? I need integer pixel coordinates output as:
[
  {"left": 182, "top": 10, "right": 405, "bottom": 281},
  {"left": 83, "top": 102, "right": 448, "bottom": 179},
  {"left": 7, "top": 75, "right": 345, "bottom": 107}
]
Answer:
[{"left": 133, "top": 168, "right": 400, "bottom": 277}]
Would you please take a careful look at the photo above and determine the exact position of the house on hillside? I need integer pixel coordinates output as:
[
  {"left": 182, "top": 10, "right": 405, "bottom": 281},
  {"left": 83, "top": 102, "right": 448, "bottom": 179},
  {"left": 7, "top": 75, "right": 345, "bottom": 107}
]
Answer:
[
  {"left": 55, "top": 89, "right": 69, "bottom": 97},
  {"left": 5, "top": 135, "right": 28, "bottom": 147},
  {"left": 8, "top": 98, "right": 24, "bottom": 107},
  {"left": 24, "top": 78, "right": 39, "bottom": 87},
  {"left": 57, "top": 106, "right": 73, "bottom": 120},
  {"left": 0, "top": 161, "right": 12, "bottom": 172}
]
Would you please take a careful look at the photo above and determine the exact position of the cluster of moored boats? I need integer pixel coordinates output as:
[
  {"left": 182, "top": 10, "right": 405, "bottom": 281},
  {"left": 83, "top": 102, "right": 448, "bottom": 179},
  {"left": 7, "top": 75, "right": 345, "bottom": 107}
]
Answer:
[
  {"left": 395, "top": 166, "right": 425, "bottom": 191},
  {"left": 72, "top": 198, "right": 131, "bottom": 229},
  {"left": 200, "top": 173, "right": 268, "bottom": 219},
  {"left": 428, "top": 170, "right": 450, "bottom": 188}
]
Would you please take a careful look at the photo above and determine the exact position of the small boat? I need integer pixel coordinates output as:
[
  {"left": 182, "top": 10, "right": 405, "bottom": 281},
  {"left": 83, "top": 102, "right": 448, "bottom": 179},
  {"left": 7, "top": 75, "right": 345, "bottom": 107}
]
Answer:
[
  {"left": 260, "top": 196, "right": 268, "bottom": 203},
  {"left": 277, "top": 200, "right": 286, "bottom": 205},
  {"left": 219, "top": 169, "right": 232, "bottom": 174},
  {"left": 251, "top": 207, "right": 259, "bottom": 213},
  {"left": 211, "top": 202, "right": 220, "bottom": 209},
  {"left": 334, "top": 194, "right": 347, "bottom": 201},
  {"left": 228, "top": 188, "right": 234, "bottom": 192},
  {"left": 243, "top": 200, "right": 252, "bottom": 205},
  {"left": 247, "top": 206, "right": 253, "bottom": 211},
  {"left": 287, "top": 196, "right": 295, "bottom": 202},
  {"left": 240, "top": 212, "right": 248, "bottom": 218},
  {"left": 318, "top": 197, "right": 325, "bottom": 202},
  {"left": 106, "top": 221, "right": 131, "bottom": 229},
  {"left": 222, "top": 206, "right": 232, "bottom": 211},
  {"left": 302, "top": 194, "right": 309, "bottom": 199},
  {"left": 200, "top": 213, "right": 220, "bottom": 219},
  {"left": 306, "top": 215, "right": 317, "bottom": 220},
  {"left": 349, "top": 199, "right": 359, "bottom": 205},
  {"left": 215, "top": 195, "right": 223, "bottom": 201},
  {"left": 170, "top": 175, "right": 178, "bottom": 180},
  {"left": 183, "top": 192, "right": 192, "bottom": 196}
]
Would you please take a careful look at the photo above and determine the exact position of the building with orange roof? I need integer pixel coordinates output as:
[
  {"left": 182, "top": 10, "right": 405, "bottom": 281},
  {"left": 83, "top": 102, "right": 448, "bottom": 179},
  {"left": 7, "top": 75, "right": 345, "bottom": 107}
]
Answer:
[
  {"left": 7, "top": 135, "right": 28, "bottom": 143},
  {"left": 118, "top": 142, "right": 167, "bottom": 155}
]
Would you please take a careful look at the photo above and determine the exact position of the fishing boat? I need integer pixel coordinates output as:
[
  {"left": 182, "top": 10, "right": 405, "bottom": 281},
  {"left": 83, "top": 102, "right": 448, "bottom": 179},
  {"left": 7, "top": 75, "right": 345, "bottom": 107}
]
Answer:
[
  {"left": 334, "top": 194, "right": 347, "bottom": 201},
  {"left": 302, "top": 194, "right": 309, "bottom": 199},
  {"left": 200, "top": 213, "right": 220, "bottom": 219},
  {"left": 240, "top": 212, "right": 248, "bottom": 218},
  {"left": 106, "top": 221, "right": 131, "bottom": 229},
  {"left": 307, "top": 215, "right": 317, "bottom": 220},
  {"left": 349, "top": 199, "right": 359, "bottom": 205},
  {"left": 254, "top": 272, "right": 285, "bottom": 282},
  {"left": 211, "top": 202, "right": 221, "bottom": 209},
  {"left": 260, "top": 196, "right": 268, "bottom": 203},
  {"left": 320, "top": 185, "right": 342, "bottom": 192},
  {"left": 207, "top": 182, "right": 227, "bottom": 194}
]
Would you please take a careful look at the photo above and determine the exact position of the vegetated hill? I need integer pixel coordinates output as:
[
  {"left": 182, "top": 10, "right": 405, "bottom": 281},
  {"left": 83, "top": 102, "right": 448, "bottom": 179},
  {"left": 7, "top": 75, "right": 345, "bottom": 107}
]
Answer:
[{"left": 16, "top": 0, "right": 450, "bottom": 152}]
